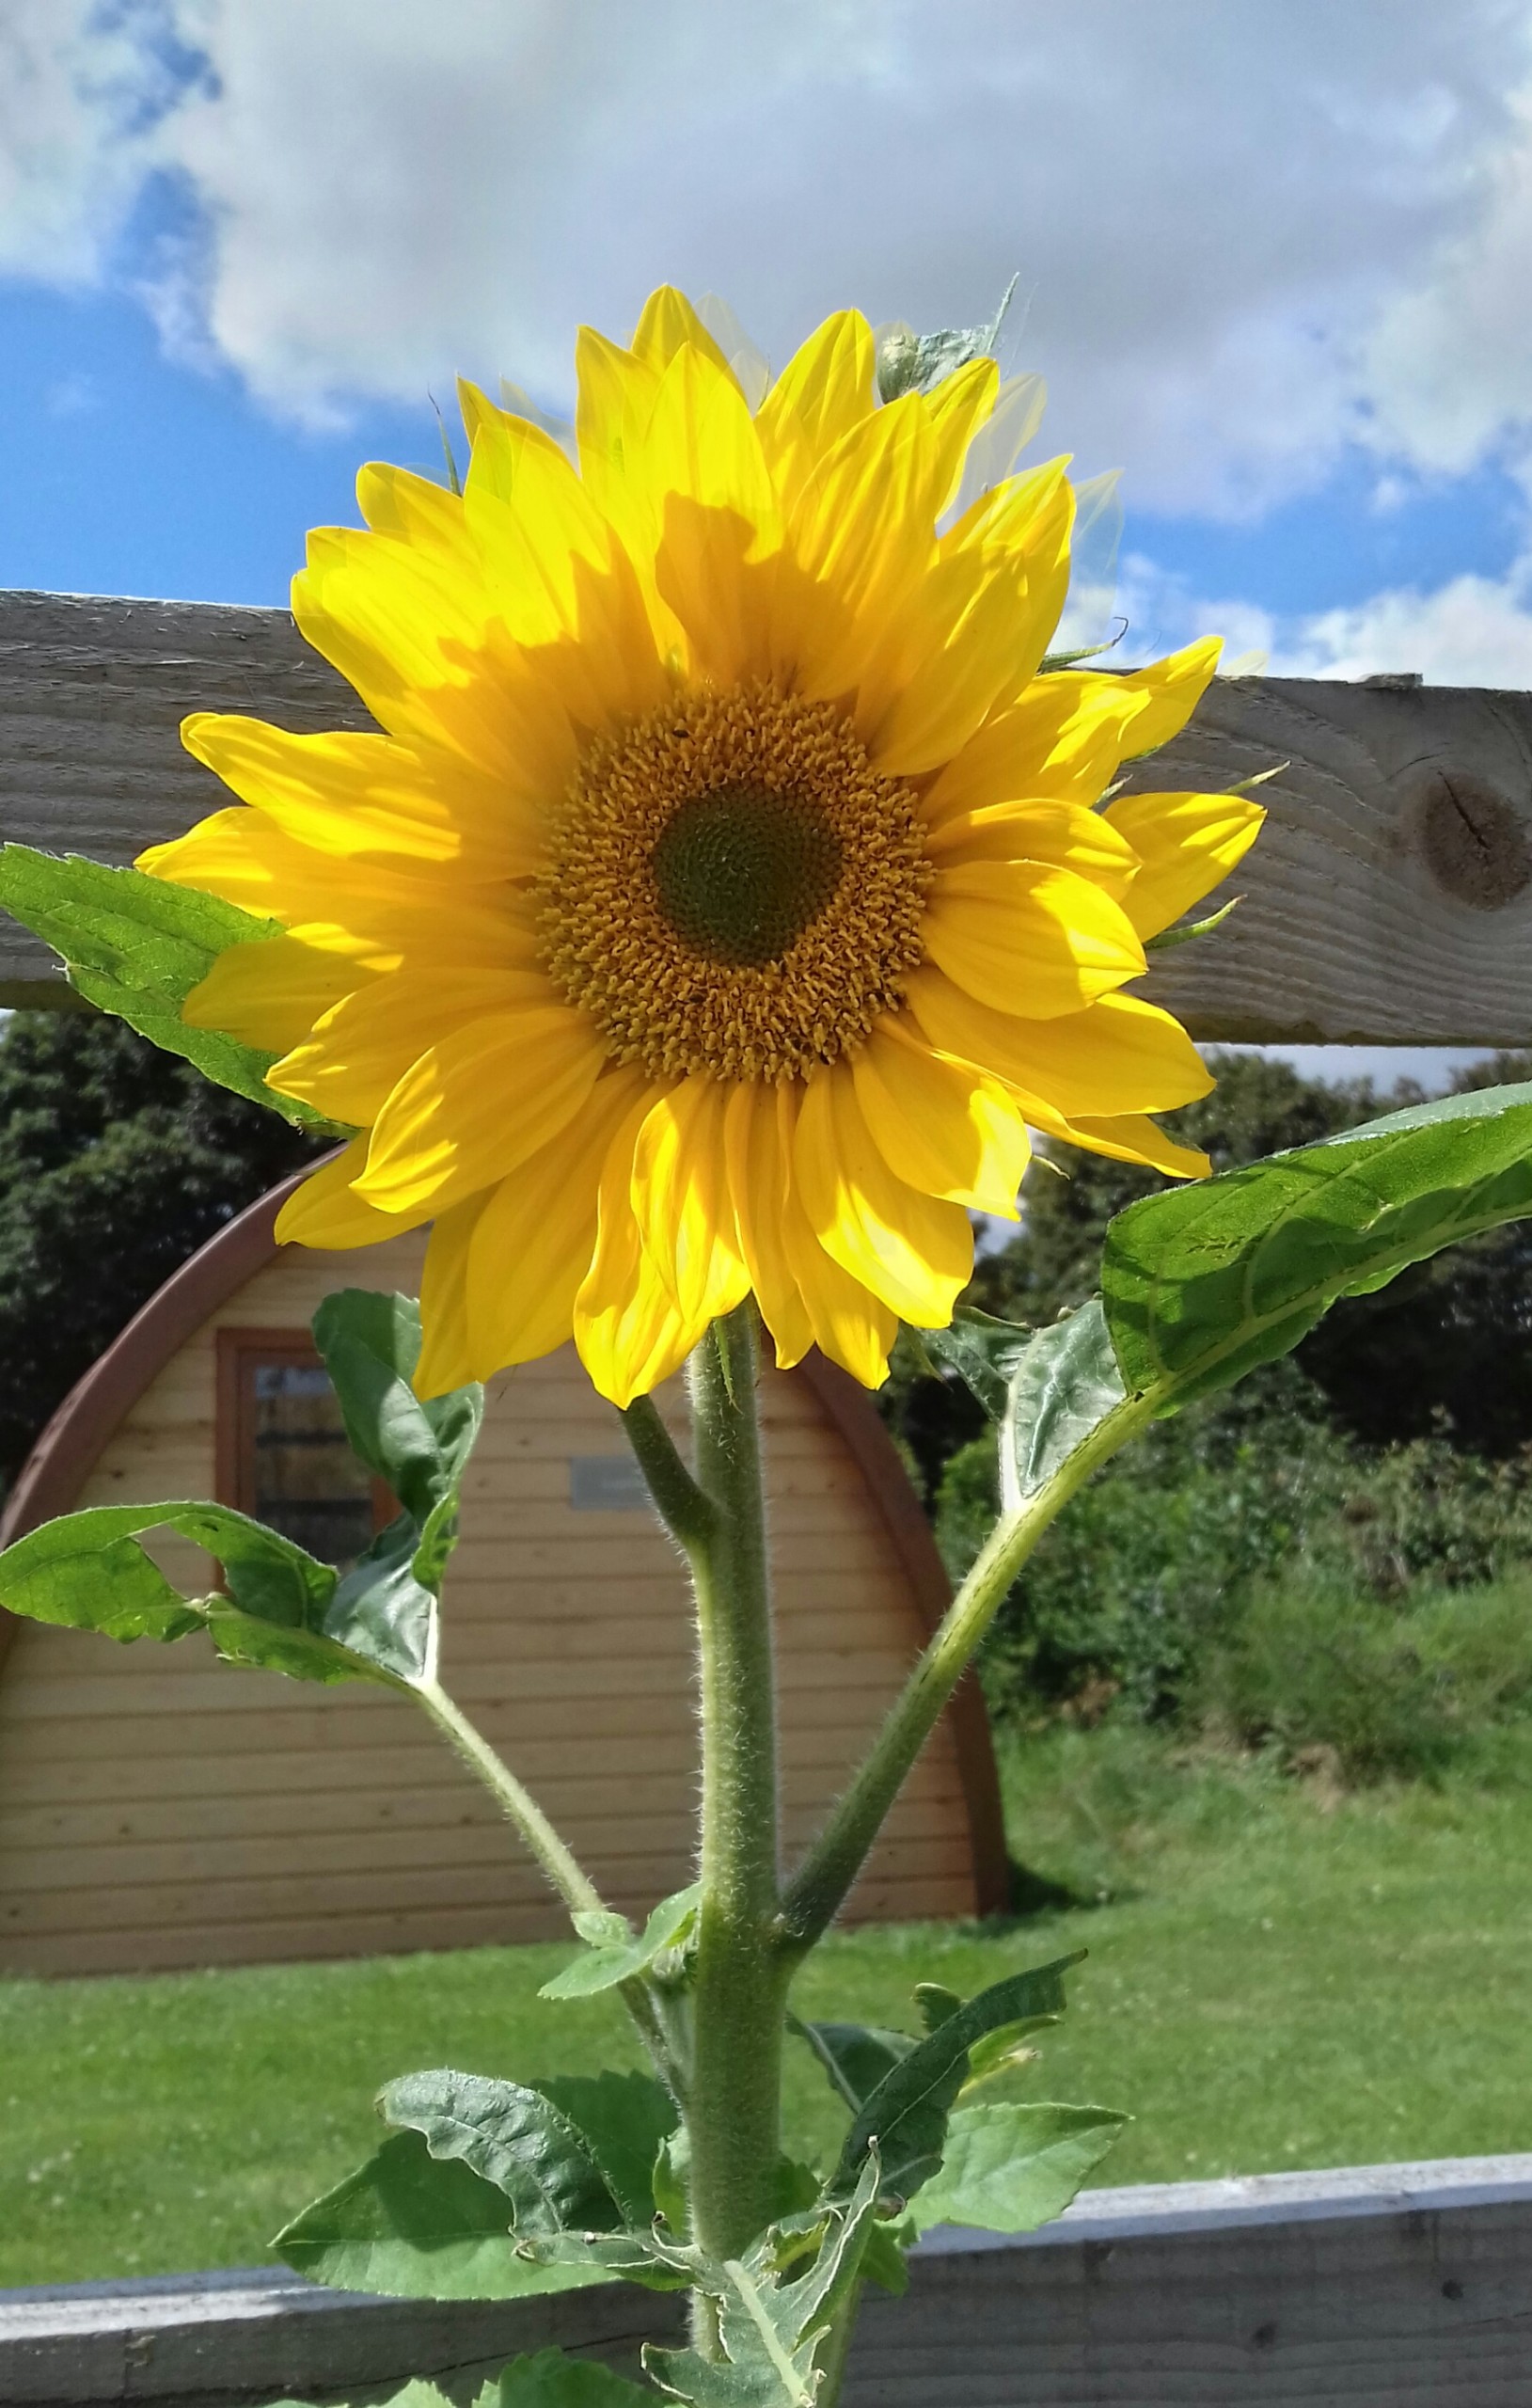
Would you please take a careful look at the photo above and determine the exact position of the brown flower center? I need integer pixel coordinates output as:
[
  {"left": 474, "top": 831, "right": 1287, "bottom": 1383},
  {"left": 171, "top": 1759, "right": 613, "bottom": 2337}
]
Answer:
[{"left": 537, "top": 682, "right": 931, "bottom": 1082}]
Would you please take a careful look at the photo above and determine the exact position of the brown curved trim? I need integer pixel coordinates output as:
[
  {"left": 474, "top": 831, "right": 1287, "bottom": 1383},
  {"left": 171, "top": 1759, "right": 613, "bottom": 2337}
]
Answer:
[
  {"left": 798, "top": 1351, "right": 1011, "bottom": 1920},
  {"left": 0, "top": 1172, "right": 308, "bottom": 1676},
  {"left": 0, "top": 1180, "right": 1010, "bottom": 1918}
]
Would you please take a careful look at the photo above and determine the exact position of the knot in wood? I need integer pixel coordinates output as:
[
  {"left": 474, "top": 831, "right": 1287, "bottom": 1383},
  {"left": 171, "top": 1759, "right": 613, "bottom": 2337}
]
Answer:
[{"left": 1415, "top": 768, "right": 1532, "bottom": 911}]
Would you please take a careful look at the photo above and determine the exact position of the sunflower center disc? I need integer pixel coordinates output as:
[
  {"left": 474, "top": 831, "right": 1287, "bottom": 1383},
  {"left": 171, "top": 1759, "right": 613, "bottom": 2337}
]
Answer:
[
  {"left": 650, "top": 783, "right": 844, "bottom": 968},
  {"left": 538, "top": 681, "right": 932, "bottom": 1083}
]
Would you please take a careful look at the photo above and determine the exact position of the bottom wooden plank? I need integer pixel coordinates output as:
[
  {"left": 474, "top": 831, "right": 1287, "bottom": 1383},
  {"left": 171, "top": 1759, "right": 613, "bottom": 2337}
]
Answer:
[{"left": 5, "top": 2158, "right": 1532, "bottom": 2407}]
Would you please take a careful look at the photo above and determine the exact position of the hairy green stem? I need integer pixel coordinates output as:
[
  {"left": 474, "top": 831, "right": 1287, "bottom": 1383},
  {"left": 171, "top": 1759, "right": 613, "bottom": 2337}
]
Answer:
[
  {"left": 778, "top": 1394, "right": 1154, "bottom": 1953},
  {"left": 414, "top": 1676, "right": 685, "bottom": 2100},
  {"left": 679, "top": 1306, "right": 790, "bottom": 2275}
]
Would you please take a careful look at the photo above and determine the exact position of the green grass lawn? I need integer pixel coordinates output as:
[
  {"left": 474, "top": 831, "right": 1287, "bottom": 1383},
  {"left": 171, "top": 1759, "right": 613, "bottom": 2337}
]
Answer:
[{"left": 6, "top": 1723, "right": 1532, "bottom": 2287}]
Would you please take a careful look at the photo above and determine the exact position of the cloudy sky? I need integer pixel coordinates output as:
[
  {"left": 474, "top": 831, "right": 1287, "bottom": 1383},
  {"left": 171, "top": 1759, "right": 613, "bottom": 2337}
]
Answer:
[{"left": 6, "top": 0, "right": 1532, "bottom": 694}]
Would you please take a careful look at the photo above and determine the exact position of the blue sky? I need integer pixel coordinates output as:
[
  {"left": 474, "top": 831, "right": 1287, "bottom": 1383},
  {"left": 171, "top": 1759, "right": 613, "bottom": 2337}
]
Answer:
[{"left": 7, "top": 2, "right": 1532, "bottom": 1090}]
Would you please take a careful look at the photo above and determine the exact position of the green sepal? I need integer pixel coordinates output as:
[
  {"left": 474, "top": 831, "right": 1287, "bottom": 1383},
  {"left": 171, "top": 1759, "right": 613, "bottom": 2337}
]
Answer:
[
  {"left": 1144, "top": 892, "right": 1241, "bottom": 952},
  {"left": 541, "top": 1882, "right": 703, "bottom": 2000},
  {"left": 908, "top": 2099, "right": 1128, "bottom": 2236},
  {"left": 829, "top": 1955, "right": 1080, "bottom": 2203},
  {"left": 0, "top": 846, "right": 343, "bottom": 1130},
  {"left": 0, "top": 1498, "right": 431, "bottom": 1687}
]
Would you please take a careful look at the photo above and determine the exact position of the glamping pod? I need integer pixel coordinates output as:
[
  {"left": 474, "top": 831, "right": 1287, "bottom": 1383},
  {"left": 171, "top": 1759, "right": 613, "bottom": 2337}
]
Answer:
[{"left": 0, "top": 1178, "right": 1005, "bottom": 1975}]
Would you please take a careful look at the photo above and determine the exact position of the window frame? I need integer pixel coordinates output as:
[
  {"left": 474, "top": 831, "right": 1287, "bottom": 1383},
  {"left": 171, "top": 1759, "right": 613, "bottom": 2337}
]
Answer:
[{"left": 214, "top": 1325, "right": 393, "bottom": 1553}]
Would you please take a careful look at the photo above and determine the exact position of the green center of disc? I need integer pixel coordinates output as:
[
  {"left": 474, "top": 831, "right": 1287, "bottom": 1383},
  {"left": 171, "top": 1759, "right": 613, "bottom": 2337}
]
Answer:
[{"left": 650, "top": 783, "right": 844, "bottom": 967}]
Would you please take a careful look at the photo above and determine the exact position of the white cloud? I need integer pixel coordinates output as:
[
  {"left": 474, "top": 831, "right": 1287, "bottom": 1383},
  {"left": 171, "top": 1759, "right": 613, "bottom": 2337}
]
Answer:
[
  {"left": 6, "top": 0, "right": 1532, "bottom": 516},
  {"left": 0, "top": 1, "right": 182, "bottom": 281},
  {"left": 1118, "top": 547, "right": 1532, "bottom": 689}
]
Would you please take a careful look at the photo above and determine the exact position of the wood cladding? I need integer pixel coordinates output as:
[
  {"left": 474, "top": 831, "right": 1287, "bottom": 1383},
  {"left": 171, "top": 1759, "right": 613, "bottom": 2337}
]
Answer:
[{"left": 0, "top": 1219, "right": 994, "bottom": 1974}]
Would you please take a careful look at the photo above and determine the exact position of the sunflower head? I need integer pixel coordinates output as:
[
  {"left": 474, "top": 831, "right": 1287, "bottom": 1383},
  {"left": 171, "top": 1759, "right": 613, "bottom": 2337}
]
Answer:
[{"left": 140, "top": 286, "right": 1262, "bottom": 1407}]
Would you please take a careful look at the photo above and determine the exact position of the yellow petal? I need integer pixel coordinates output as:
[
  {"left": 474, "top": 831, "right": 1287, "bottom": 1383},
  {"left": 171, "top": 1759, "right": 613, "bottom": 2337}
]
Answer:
[
  {"left": 1022, "top": 1098, "right": 1210, "bottom": 1180},
  {"left": 355, "top": 1006, "right": 606, "bottom": 1215},
  {"left": 921, "top": 675, "right": 1138, "bottom": 825},
  {"left": 181, "top": 714, "right": 543, "bottom": 879},
  {"left": 924, "top": 862, "right": 1145, "bottom": 1018},
  {"left": 1102, "top": 791, "right": 1266, "bottom": 938},
  {"left": 355, "top": 461, "right": 478, "bottom": 573},
  {"left": 463, "top": 1064, "right": 651, "bottom": 1377},
  {"left": 794, "top": 1063, "right": 972, "bottom": 1324},
  {"left": 631, "top": 285, "right": 736, "bottom": 383},
  {"left": 274, "top": 1137, "right": 442, "bottom": 1249},
  {"left": 723, "top": 1082, "right": 815, "bottom": 1370},
  {"left": 1113, "top": 635, "right": 1223, "bottom": 756},
  {"left": 775, "top": 393, "right": 938, "bottom": 697},
  {"left": 772, "top": 1084, "right": 898, "bottom": 1385},
  {"left": 755, "top": 310, "right": 876, "bottom": 513},
  {"left": 649, "top": 345, "right": 782, "bottom": 684},
  {"left": 415, "top": 1193, "right": 493, "bottom": 1398},
  {"left": 925, "top": 797, "right": 1139, "bottom": 897},
  {"left": 905, "top": 972, "right": 1213, "bottom": 1118},
  {"left": 627, "top": 1075, "right": 750, "bottom": 1324},
  {"left": 267, "top": 969, "right": 555, "bottom": 1124},
  {"left": 182, "top": 932, "right": 381, "bottom": 1054},
  {"left": 574, "top": 1085, "right": 732, "bottom": 1407},
  {"left": 850, "top": 1018, "right": 1030, "bottom": 1214}
]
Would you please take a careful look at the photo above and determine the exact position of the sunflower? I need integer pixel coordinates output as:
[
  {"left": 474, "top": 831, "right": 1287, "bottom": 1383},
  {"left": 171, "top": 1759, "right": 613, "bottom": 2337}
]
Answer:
[{"left": 140, "top": 289, "right": 1262, "bottom": 1407}]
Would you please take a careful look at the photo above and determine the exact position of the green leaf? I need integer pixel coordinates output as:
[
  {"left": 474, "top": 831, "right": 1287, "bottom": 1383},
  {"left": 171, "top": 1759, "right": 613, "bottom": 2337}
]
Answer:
[
  {"left": 311, "top": 1290, "right": 483, "bottom": 1529},
  {"left": 534, "top": 2071, "right": 680, "bottom": 2230},
  {"left": 1104, "top": 1080, "right": 1532, "bottom": 1416},
  {"left": 381, "top": 2070, "right": 622, "bottom": 2240},
  {"left": 499, "top": 2356, "right": 655, "bottom": 2406},
  {"left": 515, "top": 2228, "right": 694, "bottom": 2294},
  {"left": 831, "top": 1955, "right": 1081, "bottom": 2203},
  {"left": 274, "top": 2130, "right": 602, "bottom": 2300},
  {"left": 909, "top": 2099, "right": 1127, "bottom": 2236},
  {"left": 909, "top": 1307, "right": 1034, "bottom": 1423},
  {"left": 1001, "top": 1300, "right": 1129, "bottom": 1510},
  {"left": 0, "top": 1498, "right": 435, "bottom": 1687},
  {"left": 788, "top": 2017, "right": 914, "bottom": 2115},
  {"left": 0, "top": 847, "right": 340, "bottom": 1130},
  {"left": 644, "top": 2152, "right": 884, "bottom": 2407},
  {"left": 540, "top": 1882, "right": 703, "bottom": 2000}
]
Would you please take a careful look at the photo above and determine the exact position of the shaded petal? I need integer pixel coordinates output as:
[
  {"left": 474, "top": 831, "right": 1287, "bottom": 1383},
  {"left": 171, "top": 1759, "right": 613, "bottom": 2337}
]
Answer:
[
  {"left": 267, "top": 969, "right": 555, "bottom": 1124},
  {"left": 924, "top": 862, "right": 1145, "bottom": 1017},
  {"left": 355, "top": 1006, "right": 606, "bottom": 1214},
  {"left": 649, "top": 345, "right": 782, "bottom": 684},
  {"left": 462, "top": 1064, "right": 652, "bottom": 1377},
  {"left": 183, "top": 932, "right": 382, "bottom": 1054},
  {"left": 851, "top": 1018, "right": 1029, "bottom": 1214},
  {"left": 771, "top": 1084, "right": 898, "bottom": 1386},
  {"left": 1102, "top": 791, "right": 1266, "bottom": 938},
  {"left": 182, "top": 714, "right": 543, "bottom": 879},
  {"left": 415, "top": 1194, "right": 493, "bottom": 1398},
  {"left": 274, "top": 1138, "right": 442, "bottom": 1250},
  {"left": 723, "top": 1081, "right": 814, "bottom": 1370},
  {"left": 574, "top": 1086, "right": 727, "bottom": 1407},
  {"left": 794, "top": 1063, "right": 972, "bottom": 1323},
  {"left": 755, "top": 310, "right": 876, "bottom": 515},
  {"left": 905, "top": 972, "right": 1213, "bottom": 1118},
  {"left": 774, "top": 393, "right": 939, "bottom": 696},
  {"left": 927, "top": 797, "right": 1139, "bottom": 897},
  {"left": 630, "top": 1075, "right": 750, "bottom": 1323}
]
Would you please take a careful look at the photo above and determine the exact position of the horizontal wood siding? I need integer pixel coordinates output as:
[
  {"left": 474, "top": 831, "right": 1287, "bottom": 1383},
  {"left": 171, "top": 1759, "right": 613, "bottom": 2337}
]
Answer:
[{"left": 0, "top": 1231, "right": 979, "bottom": 1972}]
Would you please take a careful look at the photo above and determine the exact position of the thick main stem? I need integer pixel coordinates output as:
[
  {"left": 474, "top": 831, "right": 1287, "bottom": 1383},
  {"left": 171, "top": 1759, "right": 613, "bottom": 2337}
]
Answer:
[
  {"left": 778, "top": 1394, "right": 1152, "bottom": 1954},
  {"left": 684, "top": 1305, "right": 789, "bottom": 2267}
]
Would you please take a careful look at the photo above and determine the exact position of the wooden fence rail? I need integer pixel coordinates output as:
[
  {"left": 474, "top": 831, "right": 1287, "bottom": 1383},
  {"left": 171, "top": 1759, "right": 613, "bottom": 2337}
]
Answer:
[
  {"left": 2, "top": 591, "right": 1531, "bottom": 1044},
  {"left": 5, "top": 2156, "right": 1532, "bottom": 2408}
]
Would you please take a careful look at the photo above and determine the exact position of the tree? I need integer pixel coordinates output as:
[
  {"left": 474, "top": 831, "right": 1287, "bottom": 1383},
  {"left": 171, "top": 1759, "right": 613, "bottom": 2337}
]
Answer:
[{"left": 0, "top": 1008, "right": 324, "bottom": 1493}]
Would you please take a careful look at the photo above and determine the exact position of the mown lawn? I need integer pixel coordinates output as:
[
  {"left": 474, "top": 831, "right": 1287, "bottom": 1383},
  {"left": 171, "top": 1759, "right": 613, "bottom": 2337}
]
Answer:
[{"left": 6, "top": 1723, "right": 1532, "bottom": 2286}]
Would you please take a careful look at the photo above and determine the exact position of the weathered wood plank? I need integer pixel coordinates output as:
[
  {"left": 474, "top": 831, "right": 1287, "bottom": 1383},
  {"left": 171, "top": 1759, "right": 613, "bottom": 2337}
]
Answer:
[
  {"left": 1, "top": 591, "right": 1529, "bottom": 1041},
  {"left": 5, "top": 2157, "right": 1531, "bottom": 2408}
]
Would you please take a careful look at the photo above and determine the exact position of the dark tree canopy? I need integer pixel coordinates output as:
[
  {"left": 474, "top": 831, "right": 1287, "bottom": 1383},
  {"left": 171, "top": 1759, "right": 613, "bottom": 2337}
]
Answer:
[
  {"left": 883, "top": 1049, "right": 1532, "bottom": 1500},
  {"left": 0, "top": 1008, "right": 324, "bottom": 1493}
]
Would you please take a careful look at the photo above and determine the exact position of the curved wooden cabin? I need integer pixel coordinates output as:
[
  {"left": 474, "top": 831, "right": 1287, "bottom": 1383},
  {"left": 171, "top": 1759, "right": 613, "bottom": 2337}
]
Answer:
[{"left": 0, "top": 1180, "right": 1005, "bottom": 1975}]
